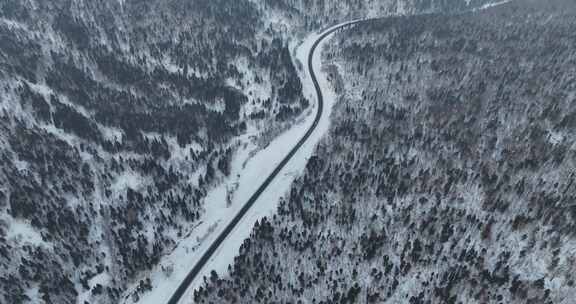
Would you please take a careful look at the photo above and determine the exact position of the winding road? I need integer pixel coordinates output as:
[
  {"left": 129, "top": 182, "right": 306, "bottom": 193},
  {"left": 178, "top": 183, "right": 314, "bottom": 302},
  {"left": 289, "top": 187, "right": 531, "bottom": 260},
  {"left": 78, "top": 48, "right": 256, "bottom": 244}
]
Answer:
[
  {"left": 164, "top": 3, "right": 515, "bottom": 301},
  {"left": 166, "top": 20, "right": 364, "bottom": 304}
]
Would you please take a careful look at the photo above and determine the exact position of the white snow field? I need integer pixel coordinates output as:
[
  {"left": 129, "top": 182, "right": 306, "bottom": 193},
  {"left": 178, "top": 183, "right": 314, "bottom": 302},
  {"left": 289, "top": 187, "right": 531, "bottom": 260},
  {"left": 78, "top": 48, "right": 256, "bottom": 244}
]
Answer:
[{"left": 119, "top": 22, "right": 347, "bottom": 304}]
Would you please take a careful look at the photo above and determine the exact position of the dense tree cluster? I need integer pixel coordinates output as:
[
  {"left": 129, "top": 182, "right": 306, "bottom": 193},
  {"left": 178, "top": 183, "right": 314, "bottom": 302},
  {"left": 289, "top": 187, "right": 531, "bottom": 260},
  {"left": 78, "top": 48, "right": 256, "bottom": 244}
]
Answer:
[
  {"left": 195, "top": 1, "right": 576, "bottom": 303},
  {"left": 260, "top": 0, "right": 497, "bottom": 31}
]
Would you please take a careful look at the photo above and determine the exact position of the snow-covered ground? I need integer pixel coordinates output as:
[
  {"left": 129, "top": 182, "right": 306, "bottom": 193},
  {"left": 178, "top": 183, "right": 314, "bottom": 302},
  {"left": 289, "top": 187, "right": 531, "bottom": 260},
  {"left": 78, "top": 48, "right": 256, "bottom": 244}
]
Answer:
[
  {"left": 475, "top": 0, "right": 512, "bottom": 11},
  {"left": 2, "top": 217, "right": 52, "bottom": 250},
  {"left": 119, "top": 22, "right": 346, "bottom": 304}
]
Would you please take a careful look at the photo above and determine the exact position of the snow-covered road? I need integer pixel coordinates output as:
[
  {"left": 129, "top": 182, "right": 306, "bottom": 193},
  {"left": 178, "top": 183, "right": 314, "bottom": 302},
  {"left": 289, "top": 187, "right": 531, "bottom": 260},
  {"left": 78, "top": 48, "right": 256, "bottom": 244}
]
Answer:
[
  {"left": 171, "top": 21, "right": 361, "bottom": 304},
  {"left": 120, "top": 3, "right": 514, "bottom": 304},
  {"left": 118, "top": 20, "right": 360, "bottom": 304}
]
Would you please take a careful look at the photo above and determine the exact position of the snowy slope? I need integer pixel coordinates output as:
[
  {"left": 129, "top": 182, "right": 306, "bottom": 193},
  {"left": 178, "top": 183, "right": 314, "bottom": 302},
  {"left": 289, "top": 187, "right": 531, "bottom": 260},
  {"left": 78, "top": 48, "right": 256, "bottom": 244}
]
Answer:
[{"left": 0, "top": 1, "right": 313, "bottom": 302}]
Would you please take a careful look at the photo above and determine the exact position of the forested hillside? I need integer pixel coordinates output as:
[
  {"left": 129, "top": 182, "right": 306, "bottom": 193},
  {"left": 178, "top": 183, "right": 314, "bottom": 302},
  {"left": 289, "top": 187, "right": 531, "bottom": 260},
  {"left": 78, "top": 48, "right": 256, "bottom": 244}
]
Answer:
[
  {"left": 0, "top": 0, "right": 307, "bottom": 303},
  {"left": 194, "top": 0, "right": 576, "bottom": 303},
  {"left": 261, "top": 0, "right": 497, "bottom": 32}
]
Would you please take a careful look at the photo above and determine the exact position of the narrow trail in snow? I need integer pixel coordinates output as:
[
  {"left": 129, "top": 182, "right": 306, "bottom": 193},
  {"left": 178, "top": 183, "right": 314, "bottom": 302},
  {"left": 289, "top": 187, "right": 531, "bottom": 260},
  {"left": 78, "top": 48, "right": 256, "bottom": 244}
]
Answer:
[{"left": 165, "top": 20, "right": 363, "bottom": 304}]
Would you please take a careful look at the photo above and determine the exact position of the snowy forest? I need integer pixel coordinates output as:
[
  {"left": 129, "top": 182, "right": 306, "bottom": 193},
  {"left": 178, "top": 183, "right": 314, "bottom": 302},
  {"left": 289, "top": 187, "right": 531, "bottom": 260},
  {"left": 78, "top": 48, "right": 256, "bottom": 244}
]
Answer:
[
  {"left": 0, "top": 0, "right": 307, "bottom": 303},
  {"left": 193, "top": 0, "right": 576, "bottom": 303},
  {"left": 2, "top": 0, "right": 574, "bottom": 303}
]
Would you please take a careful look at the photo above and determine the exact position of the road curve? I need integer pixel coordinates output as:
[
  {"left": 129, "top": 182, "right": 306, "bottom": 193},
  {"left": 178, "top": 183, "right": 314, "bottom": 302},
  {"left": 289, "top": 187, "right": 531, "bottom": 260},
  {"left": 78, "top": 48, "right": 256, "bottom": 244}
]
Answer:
[{"left": 166, "top": 20, "right": 364, "bottom": 304}]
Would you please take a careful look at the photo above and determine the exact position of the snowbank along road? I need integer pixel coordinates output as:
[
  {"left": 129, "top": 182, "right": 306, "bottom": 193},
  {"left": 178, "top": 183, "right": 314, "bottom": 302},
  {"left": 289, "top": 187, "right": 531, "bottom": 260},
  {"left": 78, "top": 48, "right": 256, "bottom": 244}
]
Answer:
[{"left": 166, "top": 19, "right": 366, "bottom": 304}]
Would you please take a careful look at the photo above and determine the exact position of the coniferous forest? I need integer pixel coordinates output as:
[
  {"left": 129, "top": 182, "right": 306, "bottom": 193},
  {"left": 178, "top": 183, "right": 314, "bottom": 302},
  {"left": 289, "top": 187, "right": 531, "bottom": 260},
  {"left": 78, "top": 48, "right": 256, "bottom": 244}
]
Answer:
[
  {"left": 194, "top": 0, "right": 576, "bottom": 303},
  {"left": 2, "top": 0, "right": 574, "bottom": 303}
]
